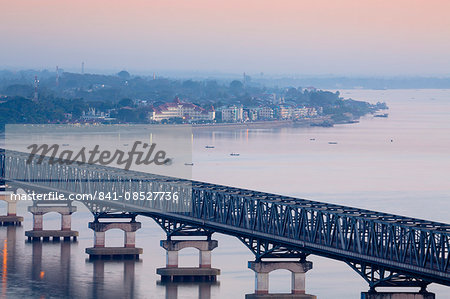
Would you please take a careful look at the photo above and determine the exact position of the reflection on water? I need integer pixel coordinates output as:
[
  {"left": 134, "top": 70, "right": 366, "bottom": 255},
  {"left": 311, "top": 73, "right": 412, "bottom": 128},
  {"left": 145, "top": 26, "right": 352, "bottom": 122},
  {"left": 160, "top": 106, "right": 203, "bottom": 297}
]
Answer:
[
  {"left": 91, "top": 260, "right": 136, "bottom": 299},
  {"left": 0, "top": 225, "right": 219, "bottom": 299},
  {"left": 1, "top": 227, "right": 13, "bottom": 299},
  {"left": 157, "top": 281, "right": 219, "bottom": 299},
  {"left": 29, "top": 237, "right": 74, "bottom": 297},
  {"left": 29, "top": 239, "right": 73, "bottom": 296}
]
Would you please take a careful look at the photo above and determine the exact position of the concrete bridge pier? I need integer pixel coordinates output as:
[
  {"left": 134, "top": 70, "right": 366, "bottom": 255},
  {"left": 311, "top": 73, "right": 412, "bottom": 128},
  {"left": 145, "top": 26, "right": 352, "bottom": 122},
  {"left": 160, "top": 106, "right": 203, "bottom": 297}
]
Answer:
[
  {"left": 0, "top": 190, "right": 23, "bottom": 225},
  {"left": 157, "top": 239, "right": 220, "bottom": 282},
  {"left": 246, "top": 261, "right": 316, "bottom": 299},
  {"left": 85, "top": 220, "right": 143, "bottom": 259},
  {"left": 25, "top": 202, "right": 78, "bottom": 241}
]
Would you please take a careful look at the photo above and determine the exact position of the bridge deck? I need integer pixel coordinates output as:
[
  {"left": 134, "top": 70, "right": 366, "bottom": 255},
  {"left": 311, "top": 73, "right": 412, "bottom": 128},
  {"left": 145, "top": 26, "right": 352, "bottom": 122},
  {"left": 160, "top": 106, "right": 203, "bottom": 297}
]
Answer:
[{"left": 1, "top": 149, "right": 449, "bottom": 287}]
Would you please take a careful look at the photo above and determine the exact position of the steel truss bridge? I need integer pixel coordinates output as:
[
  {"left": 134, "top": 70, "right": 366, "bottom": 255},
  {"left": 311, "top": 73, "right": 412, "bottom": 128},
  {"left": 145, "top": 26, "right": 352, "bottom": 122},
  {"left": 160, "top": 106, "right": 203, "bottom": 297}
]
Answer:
[{"left": 1, "top": 149, "right": 449, "bottom": 291}]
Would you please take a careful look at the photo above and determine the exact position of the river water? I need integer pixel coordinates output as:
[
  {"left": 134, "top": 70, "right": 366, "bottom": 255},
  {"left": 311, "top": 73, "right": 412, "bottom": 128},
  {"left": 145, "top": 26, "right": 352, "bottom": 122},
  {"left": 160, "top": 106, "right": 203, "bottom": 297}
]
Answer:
[{"left": 1, "top": 89, "right": 450, "bottom": 298}]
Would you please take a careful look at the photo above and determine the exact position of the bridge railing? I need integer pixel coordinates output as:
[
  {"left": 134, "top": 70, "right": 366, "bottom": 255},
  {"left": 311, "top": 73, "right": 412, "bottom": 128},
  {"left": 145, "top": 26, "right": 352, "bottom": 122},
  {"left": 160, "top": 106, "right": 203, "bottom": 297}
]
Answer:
[
  {"left": 0, "top": 149, "right": 193, "bottom": 213},
  {"left": 190, "top": 184, "right": 450, "bottom": 276},
  {"left": 1, "top": 149, "right": 449, "bottom": 285}
]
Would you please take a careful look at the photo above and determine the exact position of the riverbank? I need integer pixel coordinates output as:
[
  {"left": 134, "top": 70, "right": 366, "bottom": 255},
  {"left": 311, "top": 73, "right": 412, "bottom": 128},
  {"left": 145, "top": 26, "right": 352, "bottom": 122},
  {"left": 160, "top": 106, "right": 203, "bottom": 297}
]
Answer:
[
  {"left": 0, "top": 116, "right": 359, "bottom": 135},
  {"left": 192, "top": 117, "right": 330, "bottom": 131}
]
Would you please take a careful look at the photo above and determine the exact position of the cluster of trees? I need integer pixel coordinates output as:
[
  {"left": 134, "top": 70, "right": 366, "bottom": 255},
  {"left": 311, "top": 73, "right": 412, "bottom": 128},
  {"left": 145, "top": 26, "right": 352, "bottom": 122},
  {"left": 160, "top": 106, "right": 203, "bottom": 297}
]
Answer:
[
  {"left": 282, "top": 88, "right": 385, "bottom": 121},
  {"left": 0, "top": 70, "right": 268, "bottom": 105},
  {"left": 0, "top": 96, "right": 87, "bottom": 130}
]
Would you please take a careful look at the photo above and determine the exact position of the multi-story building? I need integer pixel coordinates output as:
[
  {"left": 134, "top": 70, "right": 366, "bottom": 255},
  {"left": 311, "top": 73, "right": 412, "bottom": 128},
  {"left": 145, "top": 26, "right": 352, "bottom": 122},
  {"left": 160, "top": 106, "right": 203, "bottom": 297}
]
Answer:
[
  {"left": 291, "top": 107, "right": 308, "bottom": 119},
  {"left": 246, "top": 108, "right": 258, "bottom": 121},
  {"left": 278, "top": 105, "right": 292, "bottom": 119},
  {"left": 307, "top": 107, "right": 318, "bottom": 117},
  {"left": 257, "top": 107, "right": 274, "bottom": 120},
  {"left": 221, "top": 106, "right": 243, "bottom": 122},
  {"left": 276, "top": 105, "right": 318, "bottom": 119},
  {"left": 245, "top": 107, "right": 274, "bottom": 121},
  {"left": 149, "top": 97, "right": 215, "bottom": 122},
  {"left": 243, "top": 110, "right": 249, "bottom": 122},
  {"left": 81, "top": 108, "right": 110, "bottom": 121}
]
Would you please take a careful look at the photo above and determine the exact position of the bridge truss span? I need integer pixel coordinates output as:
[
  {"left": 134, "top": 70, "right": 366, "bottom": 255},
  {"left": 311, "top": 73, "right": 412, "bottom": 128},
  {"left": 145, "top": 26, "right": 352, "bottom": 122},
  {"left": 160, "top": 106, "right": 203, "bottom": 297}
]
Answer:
[
  {"left": 188, "top": 182, "right": 450, "bottom": 287},
  {"left": 1, "top": 149, "right": 449, "bottom": 290}
]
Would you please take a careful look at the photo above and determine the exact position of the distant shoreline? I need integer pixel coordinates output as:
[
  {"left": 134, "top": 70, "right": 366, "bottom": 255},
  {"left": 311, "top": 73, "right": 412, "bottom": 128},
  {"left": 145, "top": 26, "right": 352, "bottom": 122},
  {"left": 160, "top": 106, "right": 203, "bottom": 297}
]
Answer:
[
  {"left": 0, "top": 116, "right": 359, "bottom": 135},
  {"left": 192, "top": 117, "right": 331, "bottom": 130}
]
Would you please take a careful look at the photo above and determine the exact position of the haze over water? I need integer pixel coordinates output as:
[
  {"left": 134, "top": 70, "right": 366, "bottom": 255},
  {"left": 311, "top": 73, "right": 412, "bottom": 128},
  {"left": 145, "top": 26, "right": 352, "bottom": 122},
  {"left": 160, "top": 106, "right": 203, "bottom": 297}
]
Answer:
[{"left": 1, "top": 89, "right": 450, "bottom": 298}]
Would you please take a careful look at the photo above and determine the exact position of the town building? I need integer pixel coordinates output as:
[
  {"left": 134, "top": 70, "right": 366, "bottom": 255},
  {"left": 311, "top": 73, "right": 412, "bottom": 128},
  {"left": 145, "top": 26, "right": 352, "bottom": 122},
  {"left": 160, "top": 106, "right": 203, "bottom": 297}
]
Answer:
[
  {"left": 81, "top": 108, "right": 110, "bottom": 121},
  {"left": 278, "top": 105, "right": 292, "bottom": 119},
  {"left": 220, "top": 106, "right": 243, "bottom": 122},
  {"left": 148, "top": 97, "right": 215, "bottom": 122},
  {"left": 277, "top": 105, "right": 318, "bottom": 119},
  {"left": 257, "top": 107, "right": 274, "bottom": 120},
  {"left": 246, "top": 107, "right": 274, "bottom": 121},
  {"left": 247, "top": 108, "right": 258, "bottom": 121}
]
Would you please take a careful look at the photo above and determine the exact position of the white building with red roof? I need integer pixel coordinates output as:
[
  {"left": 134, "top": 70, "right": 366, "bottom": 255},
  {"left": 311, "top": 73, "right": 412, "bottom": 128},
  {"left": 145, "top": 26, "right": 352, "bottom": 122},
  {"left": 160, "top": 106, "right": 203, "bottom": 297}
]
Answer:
[{"left": 149, "top": 97, "right": 215, "bottom": 122}]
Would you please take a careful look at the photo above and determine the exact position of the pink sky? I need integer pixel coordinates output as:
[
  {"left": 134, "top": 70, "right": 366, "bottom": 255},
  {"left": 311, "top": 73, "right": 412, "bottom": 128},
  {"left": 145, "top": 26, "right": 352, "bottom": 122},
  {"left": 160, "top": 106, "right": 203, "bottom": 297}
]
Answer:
[{"left": 1, "top": 0, "right": 450, "bottom": 75}]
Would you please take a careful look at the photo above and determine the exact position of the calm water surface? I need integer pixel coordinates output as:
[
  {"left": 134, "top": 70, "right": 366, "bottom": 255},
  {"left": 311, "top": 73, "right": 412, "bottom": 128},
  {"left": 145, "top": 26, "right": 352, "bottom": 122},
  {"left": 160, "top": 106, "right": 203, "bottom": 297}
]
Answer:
[{"left": 1, "top": 89, "right": 450, "bottom": 298}]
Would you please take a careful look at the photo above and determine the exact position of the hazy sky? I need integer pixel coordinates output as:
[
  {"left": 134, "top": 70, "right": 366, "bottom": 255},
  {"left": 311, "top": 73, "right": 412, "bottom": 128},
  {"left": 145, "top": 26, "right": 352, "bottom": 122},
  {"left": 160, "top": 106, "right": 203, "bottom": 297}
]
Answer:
[{"left": 1, "top": 0, "right": 450, "bottom": 76}]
